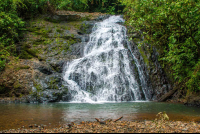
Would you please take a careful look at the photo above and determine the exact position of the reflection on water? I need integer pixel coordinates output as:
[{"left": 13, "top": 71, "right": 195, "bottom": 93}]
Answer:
[{"left": 0, "top": 102, "right": 200, "bottom": 130}]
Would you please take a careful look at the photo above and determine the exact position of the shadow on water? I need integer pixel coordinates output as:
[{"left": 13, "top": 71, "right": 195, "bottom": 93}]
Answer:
[{"left": 0, "top": 101, "right": 200, "bottom": 130}]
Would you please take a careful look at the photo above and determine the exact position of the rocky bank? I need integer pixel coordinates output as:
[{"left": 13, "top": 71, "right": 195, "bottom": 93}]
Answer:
[{"left": 0, "top": 120, "right": 200, "bottom": 133}]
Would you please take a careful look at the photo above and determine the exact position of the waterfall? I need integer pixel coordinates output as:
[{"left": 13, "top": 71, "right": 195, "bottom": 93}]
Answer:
[{"left": 63, "top": 16, "right": 150, "bottom": 103}]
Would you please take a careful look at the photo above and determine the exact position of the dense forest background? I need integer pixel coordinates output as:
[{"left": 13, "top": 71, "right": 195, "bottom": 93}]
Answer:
[{"left": 0, "top": 0, "right": 199, "bottom": 97}]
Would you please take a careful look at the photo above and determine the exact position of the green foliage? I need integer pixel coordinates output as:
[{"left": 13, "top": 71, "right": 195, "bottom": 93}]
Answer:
[
  {"left": 56, "top": 0, "right": 124, "bottom": 14},
  {"left": 71, "top": 0, "right": 89, "bottom": 11},
  {"left": 57, "top": 0, "right": 72, "bottom": 10},
  {"left": 0, "top": 59, "right": 6, "bottom": 71},
  {"left": 122, "top": 0, "right": 200, "bottom": 92},
  {"left": 0, "top": 0, "right": 25, "bottom": 71},
  {"left": 96, "top": 0, "right": 124, "bottom": 14},
  {"left": 56, "top": 0, "right": 91, "bottom": 11},
  {"left": 16, "top": 0, "right": 48, "bottom": 18},
  {"left": 0, "top": 12, "right": 25, "bottom": 46},
  {"left": 186, "top": 60, "right": 200, "bottom": 92}
]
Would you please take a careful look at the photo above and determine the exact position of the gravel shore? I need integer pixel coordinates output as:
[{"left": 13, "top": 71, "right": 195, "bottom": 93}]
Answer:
[{"left": 0, "top": 120, "right": 200, "bottom": 133}]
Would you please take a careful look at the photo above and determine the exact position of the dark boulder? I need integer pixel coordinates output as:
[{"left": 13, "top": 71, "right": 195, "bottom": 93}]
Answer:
[{"left": 184, "top": 95, "right": 200, "bottom": 107}]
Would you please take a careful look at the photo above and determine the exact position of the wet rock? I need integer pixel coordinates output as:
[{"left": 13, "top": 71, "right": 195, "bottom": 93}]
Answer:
[
  {"left": 81, "top": 35, "right": 90, "bottom": 42},
  {"left": 32, "top": 62, "right": 54, "bottom": 75},
  {"left": 37, "top": 66, "right": 53, "bottom": 75},
  {"left": 67, "top": 42, "right": 86, "bottom": 58},
  {"left": 80, "top": 21, "right": 96, "bottom": 34},
  {"left": 127, "top": 33, "right": 172, "bottom": 100},
  {"left": 184, "top": 95, "right": 200, "bottom": 107},
  {"left": 94, "top": 15, "right": 112, "bottom": 21},
  {"left": 49, "top": 60, "right": 66, "bottom": 73},
  {"left": 45, "top": 14, "right": 82, "bottom": 22},
  {"left": 127, "top": 40, "right": 155, "bottom": 100}
]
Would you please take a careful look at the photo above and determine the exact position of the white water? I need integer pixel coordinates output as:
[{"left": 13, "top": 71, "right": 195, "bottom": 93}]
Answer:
[{"left": 63, "top": 16, "right": 148, "bottom": 103}]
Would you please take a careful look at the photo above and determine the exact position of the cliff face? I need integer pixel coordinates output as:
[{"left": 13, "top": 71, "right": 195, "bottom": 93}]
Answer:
[{"left": 125, "top": 30, "right": 172, "bottom": 101}]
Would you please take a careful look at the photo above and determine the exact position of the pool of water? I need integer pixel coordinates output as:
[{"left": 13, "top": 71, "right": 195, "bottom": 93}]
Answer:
[{"left": 0, "top": 101, "right": 200, "bottom": 130}]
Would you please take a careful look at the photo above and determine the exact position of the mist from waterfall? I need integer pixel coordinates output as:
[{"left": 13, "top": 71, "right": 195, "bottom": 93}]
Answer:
[{"left": 63, "top": 16, "right": 150, "bottom": 103}]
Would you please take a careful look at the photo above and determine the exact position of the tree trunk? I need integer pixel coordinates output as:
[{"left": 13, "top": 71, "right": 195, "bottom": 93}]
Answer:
[{"left": 157, "top": 88, "right": 178, "bottom": 102}]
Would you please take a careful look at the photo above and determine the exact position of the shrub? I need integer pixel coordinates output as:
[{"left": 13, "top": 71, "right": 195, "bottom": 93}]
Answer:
[
  {"left": 0, "top": 0, "right": 25, "bottom": 71},
  {"left": 121, "top": 0, "right": 200, "bottom": 92}
]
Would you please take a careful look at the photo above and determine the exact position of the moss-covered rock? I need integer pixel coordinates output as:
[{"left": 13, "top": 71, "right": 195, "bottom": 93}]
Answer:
[
  {"left": 0, "top": 58, "right": 32, "bottom": 97},
  {"left": 79, "top": 21, "right": 96, "bottom": 34}
]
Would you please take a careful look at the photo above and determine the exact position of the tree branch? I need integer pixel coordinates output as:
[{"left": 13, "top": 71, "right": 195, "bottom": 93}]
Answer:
[{"left": 113, "top": 116, "right": 123, "bottom": 122}]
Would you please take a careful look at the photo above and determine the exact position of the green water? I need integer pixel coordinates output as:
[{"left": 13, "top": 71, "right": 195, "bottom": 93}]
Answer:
[{"left": 0, "top": 102, "right": 200, "bottom": 130}]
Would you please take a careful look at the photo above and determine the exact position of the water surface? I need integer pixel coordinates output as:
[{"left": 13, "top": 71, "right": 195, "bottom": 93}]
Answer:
[{"left": 0, "top": 102, "right": 200, "bottom": 130}]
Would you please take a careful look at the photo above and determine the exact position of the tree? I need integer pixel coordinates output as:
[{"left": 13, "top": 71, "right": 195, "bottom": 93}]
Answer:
[{"left": 121, "top": 0, "right": 200, "bottom": 92}]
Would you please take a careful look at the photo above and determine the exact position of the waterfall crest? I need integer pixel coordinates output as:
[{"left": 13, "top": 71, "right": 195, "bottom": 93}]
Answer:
[{"left": 63, "top": 16, "right": 150, "bottom": 103}]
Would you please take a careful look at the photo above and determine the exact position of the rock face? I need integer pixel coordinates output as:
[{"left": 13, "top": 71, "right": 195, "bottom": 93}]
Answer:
[
  {"left": 0, "top": 12, "right": 106, "bottom": 103},
  {"left": 184, "top": 94, "right": 200, "bottom": 107},
  {"left": 126, "top": 30, "right": 172, "bottom": 100},
  {"left": 24, "top": 15, "right": 108, "bottom": 103}
]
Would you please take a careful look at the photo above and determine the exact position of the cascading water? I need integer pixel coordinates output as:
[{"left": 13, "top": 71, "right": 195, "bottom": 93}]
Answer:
[{"left": 63, "top": 16, "right": 150, "bottom": 103}]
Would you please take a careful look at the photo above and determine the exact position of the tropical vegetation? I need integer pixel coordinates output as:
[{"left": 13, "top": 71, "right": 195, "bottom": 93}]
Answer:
[{"left": 120, "top": 0, "right": 200, "bottom": 92}]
